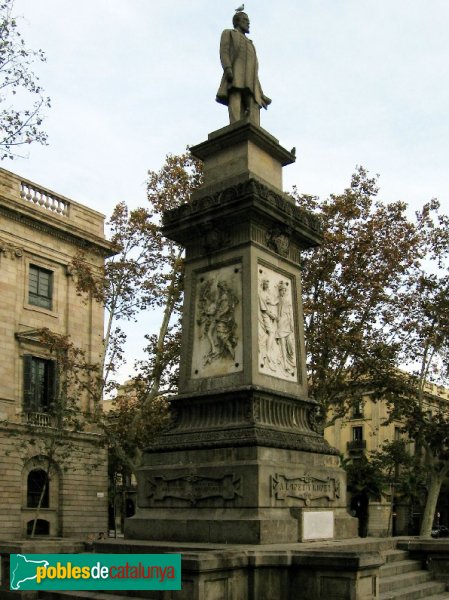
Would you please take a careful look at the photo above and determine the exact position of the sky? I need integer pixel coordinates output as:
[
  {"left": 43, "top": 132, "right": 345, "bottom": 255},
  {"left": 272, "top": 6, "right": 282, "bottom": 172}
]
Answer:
[{"left": 7, "top": 0, "right": 449, "bottom": 380}]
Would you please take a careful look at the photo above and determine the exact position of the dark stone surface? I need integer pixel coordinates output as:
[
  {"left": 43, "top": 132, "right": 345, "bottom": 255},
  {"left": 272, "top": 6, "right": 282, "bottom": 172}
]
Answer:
[
  {"left": 149, "top": 387, "right": 336, "bottom": 455},
  {"left": 162, "top": 178, "right": 322, "bottom": 255},
  {"left": 88, "top": 538, "right": 387, "bottom": 600}
]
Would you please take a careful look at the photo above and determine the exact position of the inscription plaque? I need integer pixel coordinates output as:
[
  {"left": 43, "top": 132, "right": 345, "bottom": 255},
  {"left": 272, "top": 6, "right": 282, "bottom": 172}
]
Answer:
[
  {"left": 147, "top": 473, "right": 242, "bottom": 506},
  {"left": 271, "top": 473, "right": 340, "bottom": 505}
]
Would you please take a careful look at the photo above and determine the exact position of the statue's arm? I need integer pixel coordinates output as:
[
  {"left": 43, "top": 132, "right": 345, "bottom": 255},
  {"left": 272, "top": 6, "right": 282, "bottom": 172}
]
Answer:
[{"left": 220, "top": 30, "right": 234, "bottom": 81}]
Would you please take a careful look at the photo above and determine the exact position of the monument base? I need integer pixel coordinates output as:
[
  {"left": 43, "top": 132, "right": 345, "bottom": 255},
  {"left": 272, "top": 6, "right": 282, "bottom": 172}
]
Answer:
[{"left": 125, "top": 441, "right": 357, "bottom": 544}]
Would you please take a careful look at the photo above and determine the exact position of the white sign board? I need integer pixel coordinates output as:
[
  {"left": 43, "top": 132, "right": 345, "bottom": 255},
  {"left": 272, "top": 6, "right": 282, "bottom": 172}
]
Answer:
[{"left": 302, "top": 510, "right": 334, "bottom": 540}]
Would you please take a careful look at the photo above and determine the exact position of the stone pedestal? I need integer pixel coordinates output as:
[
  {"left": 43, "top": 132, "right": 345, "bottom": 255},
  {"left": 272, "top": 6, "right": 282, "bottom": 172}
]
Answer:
[{"left": 126, "top": 120, "right": 357, "bottom": 544}]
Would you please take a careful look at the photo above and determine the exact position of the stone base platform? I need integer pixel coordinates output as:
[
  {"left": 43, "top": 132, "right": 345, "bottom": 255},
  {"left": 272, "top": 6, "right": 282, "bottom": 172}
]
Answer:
[{"left": 89, "top": 537, "right": 391, "bottom": 600}]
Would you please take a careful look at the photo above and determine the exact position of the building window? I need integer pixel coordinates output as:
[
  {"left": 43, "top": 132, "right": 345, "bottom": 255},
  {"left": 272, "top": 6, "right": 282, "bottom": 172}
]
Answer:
[
  {"left": 352, "top": 400, "right": 364, "bottom": 418},
  {"left": 26, "top": 519, "right": 50, "bottom": 536},
  {"left": 352, "top": 426, "right": 363, "bottom": 441},
  {"left": 394, "top": 426, "right": 401, "bottom": 440},
  {"left": 23, "top": 355, "right": 56, "bottom": 414},
  {"left": 27, "top": 469, "right": 49, "bottom": 508},
  {"left": 29, "top": 265, "right": 53, "bottom": 310}
]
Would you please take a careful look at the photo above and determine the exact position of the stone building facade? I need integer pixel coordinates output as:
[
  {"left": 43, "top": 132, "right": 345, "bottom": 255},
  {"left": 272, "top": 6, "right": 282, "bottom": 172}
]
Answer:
[{"left": 0, "top": 167, "right": 112, "bottom": 539}]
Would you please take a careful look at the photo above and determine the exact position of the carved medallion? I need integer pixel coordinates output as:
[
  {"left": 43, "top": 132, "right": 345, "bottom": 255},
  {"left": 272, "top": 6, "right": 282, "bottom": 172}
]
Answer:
[
  {"left": 198, "top": 223, "right": 230, "bottom": 253},
  {"left": 266, "top": 227, "right": 291, "bottom": 257}
]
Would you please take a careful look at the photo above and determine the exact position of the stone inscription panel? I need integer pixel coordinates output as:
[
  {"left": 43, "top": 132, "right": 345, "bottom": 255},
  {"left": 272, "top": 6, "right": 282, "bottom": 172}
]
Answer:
[
  {"left": 146, "top": 473, "right": 242, "bottom": 506},
  {"left": 271, "top": 473, "right": 340, "bottom": 506},
  {"left": 191, "top": 263, "right": 243, "bottom": 379},
  {"left": 258, "top": 264, "right": 298, "bottom": 382}
]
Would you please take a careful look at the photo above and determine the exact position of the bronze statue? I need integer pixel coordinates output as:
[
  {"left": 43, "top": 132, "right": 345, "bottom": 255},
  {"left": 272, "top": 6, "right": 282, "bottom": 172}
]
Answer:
[{"left": 216, "top": 11, "right": 271, "bottom": 125}]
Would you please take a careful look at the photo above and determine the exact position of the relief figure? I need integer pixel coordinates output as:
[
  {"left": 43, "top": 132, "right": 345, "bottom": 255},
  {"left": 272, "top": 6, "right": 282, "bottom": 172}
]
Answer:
[
  {"left": 258, "top": 279, "right": 279, "bottom": 372},
  {"left": 276, "top": 281, "right": 296, "bottom": 376},
  {"left": 197, "top": 279, "right": 239, "bottom": 365},
  {"left": 258, "top": 277, "right": 296, "bottom": 378}
]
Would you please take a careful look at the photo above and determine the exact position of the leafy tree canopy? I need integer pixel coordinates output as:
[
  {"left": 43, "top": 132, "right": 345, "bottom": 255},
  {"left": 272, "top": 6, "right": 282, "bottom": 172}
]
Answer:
[{"left": 0, "top": 0, "right": 50, "bottom": 159}]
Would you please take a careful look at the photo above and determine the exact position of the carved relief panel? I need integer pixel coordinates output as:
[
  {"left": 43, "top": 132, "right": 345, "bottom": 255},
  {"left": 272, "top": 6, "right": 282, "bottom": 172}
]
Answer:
[
  {"left": 258, "top": 264, "right": 298, "bottom": 382},
  {"left": 271, "top": 472, "right": 340, "bottom": 506},
  {"left": 191, "top": 263, "right": 243, "bottom": 379}
]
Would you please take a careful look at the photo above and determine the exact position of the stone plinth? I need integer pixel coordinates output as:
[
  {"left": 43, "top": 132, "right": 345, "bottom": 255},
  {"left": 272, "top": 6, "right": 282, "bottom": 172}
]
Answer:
[
  {"left": 189, "top": 120, "right": 295, "bottom": 197},
  {"left": 126, "top": 444, "right": 354, "bottom": 544},
  {"left": 126, "top": 120, "right": 357, "bottom": 544}
]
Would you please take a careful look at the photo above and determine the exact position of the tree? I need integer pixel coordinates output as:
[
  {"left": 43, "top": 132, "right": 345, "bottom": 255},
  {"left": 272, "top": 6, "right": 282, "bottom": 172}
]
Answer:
[
  {"left": 70, "top": 152, "right": 203, "bottom": 476},
  {"left": 0, "top": 0, "right": 50, "bottom": 159},
  {"left": 293, "top": 167, "right": 438, "bottom": 426},
  {"left": 343, "top": 452, "right": 383, "bottom": 537},
  {"left": 292, "top": 168, "right": 449, "bottom": 537},
  {"left": 370, "top": 440, "right": 425, "bottom": 536},
  {"left": 386, "top": 208, "right": 449, "bottom": 537},
  {"left": 343, "top": 440, "right": 425, "bottom": 537}
]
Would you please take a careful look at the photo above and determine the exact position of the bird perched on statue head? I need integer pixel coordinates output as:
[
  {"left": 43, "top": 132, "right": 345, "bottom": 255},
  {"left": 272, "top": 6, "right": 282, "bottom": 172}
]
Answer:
[{"left": 235, "top": 4, "right": 244, "bottom": 12}]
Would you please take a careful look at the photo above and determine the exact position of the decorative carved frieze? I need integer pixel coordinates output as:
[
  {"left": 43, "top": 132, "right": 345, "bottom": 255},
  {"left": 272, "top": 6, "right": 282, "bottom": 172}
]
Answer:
[
  {"left": 170, "top": 393, "right": 311, "bottom": 433},
  {"left": 271, "top": 473, "right": 341, "bottom": 505},
  {"left": 162, "top": 178, "right": 322, "bottom": 236},
  {"left": 163, "top": 387, "right": 338, "bottom": 455},
  {"left": 145, "top": 473, "right": 242, "bottom": 506}
]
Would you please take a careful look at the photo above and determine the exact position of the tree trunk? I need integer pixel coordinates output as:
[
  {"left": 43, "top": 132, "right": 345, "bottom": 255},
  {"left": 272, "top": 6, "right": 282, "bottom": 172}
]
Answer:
[
  {"left": 420, "top": 472, "right": 443, "bottom": 537},
  {"left": 30, "top": 478, "right": 48, "bottom": 538}
]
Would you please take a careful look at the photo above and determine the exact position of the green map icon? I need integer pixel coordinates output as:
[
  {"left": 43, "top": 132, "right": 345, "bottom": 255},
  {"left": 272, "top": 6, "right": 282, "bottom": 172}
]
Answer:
[{"left": 10, "top": 554, "right": 49, "bottom": 590}]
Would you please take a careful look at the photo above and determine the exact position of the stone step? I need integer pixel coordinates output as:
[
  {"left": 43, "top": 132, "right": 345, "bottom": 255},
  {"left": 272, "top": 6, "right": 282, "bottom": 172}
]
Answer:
[
  {"left": 380, "top": 569, "right": 432, "bottom": 592},
  {"left": 422, "top": 596, "right": 449, "bottom": 600},
  {"left": 380, "top": 559, "right": 423, "bottom": 577},
  {"left": 381, "top": 594, "right": 449, "bottom": 600},
  {"left": 420, "top": 595, "right": 449, "bottom": 600},
  {"left": 383, "top": 549, "right": 411, "bottom": 563},
  {"left": 379, "top": 579, "right": 447, "bottom": 600}
]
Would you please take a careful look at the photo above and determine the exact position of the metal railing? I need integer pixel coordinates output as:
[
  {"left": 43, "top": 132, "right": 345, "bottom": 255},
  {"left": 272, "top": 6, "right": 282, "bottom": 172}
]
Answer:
[{"left": 347, "top": 439, "right": 367, "bottom": 451}]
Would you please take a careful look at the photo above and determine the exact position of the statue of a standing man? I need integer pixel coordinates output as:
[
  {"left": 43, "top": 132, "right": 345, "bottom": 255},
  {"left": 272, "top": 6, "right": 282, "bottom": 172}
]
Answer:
[{"left": 216, "top": 11, "right": 271, "bottom": 126}]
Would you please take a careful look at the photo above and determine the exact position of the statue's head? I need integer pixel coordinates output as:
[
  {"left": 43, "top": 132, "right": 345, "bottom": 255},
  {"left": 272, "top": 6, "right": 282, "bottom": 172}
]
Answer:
[{"left": 233, "top": 11, "right": 250, "bottom": 33}]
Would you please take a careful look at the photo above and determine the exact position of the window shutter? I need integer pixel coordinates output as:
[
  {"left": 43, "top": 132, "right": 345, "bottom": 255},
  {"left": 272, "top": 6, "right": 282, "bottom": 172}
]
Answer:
[{"left": 23, "top": 355, "right": 33, "bottom": 411}]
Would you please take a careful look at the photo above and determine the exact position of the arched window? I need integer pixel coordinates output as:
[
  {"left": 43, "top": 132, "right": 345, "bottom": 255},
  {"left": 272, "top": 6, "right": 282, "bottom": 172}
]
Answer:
[
  {"left": 27, "top": 469, "right": 49, "bottom": 508},
  {"left": 26, "top": 519, "right": 50, "bottom": 536}
]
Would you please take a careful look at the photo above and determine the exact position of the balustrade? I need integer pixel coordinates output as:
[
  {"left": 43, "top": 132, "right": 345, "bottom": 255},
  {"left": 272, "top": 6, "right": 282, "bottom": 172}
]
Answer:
[{"left": 20, "top": 182, "right": 69, "bottom": 216}]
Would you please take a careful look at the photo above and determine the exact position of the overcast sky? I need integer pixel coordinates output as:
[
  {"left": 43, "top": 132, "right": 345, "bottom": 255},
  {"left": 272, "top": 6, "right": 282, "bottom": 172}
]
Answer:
[{"left": 8, "top": 0, "right": 449, "bottom": 380}]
